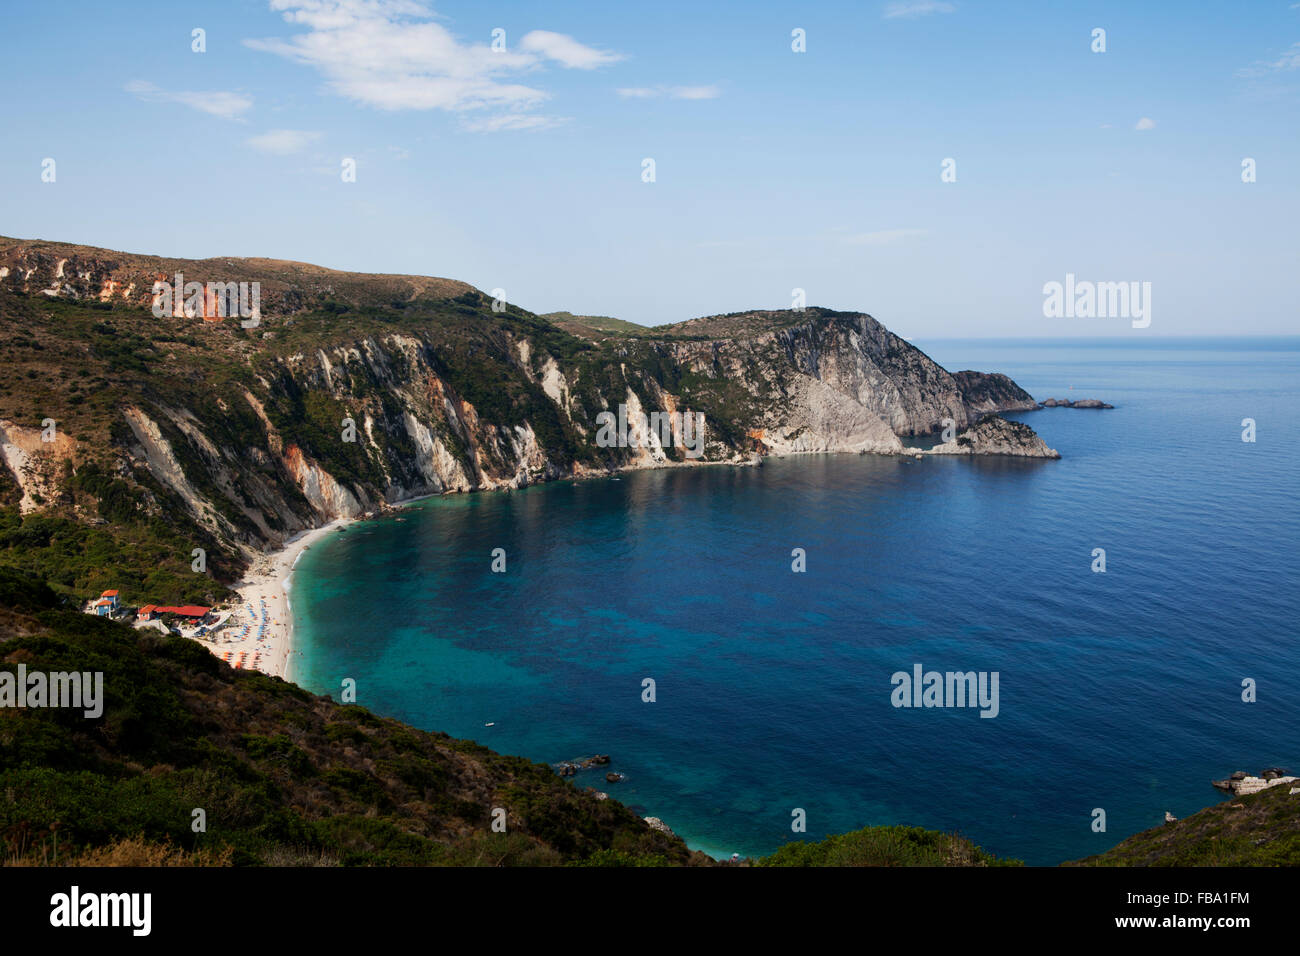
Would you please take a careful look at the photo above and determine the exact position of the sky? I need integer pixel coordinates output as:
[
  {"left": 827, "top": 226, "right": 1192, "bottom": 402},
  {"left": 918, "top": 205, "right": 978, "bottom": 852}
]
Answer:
[{"left": 1, "top": 0, "right": 1297, "bottom": 336}]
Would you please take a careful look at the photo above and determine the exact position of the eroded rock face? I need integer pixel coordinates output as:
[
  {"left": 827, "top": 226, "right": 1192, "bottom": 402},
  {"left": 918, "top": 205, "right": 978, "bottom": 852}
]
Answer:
[
  {"left": 0, "top": 419, "right": 76, "bottom": 513},
  {"left": 0, "top": 240, "right": 1067, "bottom": 561},
  {"left": 926, "top": 415, "right": 1061, "bottom": 459},
  {"left": 952, "top": 371, "right": 1039, "bottom": 417},
  {"left": 0, "top": 240, "right": 472, "bottom": 316}
]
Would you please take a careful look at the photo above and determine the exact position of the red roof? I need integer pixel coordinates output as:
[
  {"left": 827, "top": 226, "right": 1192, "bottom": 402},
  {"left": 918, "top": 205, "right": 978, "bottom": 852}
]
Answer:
[
  {"left": 101, "top": 590, "right": 119, "bottom": 597},
  {"left": 139, "top": 605, "right": 157, "bottom": 614},
  {"left": 152, "top": 605, "right": 211, "bottom": 618}
]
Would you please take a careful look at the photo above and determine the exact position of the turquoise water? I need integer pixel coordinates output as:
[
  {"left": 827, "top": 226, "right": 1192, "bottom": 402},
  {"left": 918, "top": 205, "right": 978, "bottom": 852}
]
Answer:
[{"left": 290, "top": 337, "right": 1300, "bottom": 865}]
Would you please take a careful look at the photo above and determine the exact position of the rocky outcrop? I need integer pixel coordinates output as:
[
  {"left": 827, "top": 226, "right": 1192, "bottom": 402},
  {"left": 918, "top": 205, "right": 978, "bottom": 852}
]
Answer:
[
  {"left": 0, "top": 237, "right": 472, "bottom": 317},
  {"left": 926, "top": 415, "right": 1061, "bottom": 459},
  {"left": 0, "top": 419, "right": 76, "bottom": 513},
  {"left": 644, "top": 817, "right": 677, "bottom": 838},
  {"left": 0, "top": 238, "right": 1071, "bottom": 566},
  {"left": 952, "top": 371, "right": 1039, "bottom": 417},
  {"left": 1212, "top": 768, "right": 1296, "bottom": 796},
  {"left": 1040, "top": 398, "right": 1113, "bottom": 409}
]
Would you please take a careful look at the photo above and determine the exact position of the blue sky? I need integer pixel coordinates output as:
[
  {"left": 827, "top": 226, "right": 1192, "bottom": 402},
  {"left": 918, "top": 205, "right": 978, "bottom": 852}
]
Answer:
[{"left": 2, "top": 0, "right": 1297, "bottom": 336}]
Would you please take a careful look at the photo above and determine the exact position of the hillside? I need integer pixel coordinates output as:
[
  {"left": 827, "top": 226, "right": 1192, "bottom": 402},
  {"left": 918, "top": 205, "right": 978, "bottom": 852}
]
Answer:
[
  {"left": 0, "top": 566, "right": 1022, "bottom": 867},
  {"left": 0, "top": 237, "right": 1053, "bottom": 609},
  {"left": 1068, "top": 781, "right": 1300, "bottom": 866},
  {"left": 540, "top": 311, "right": 652, "bottom": 340},
  {"left": 2, "top": 565, "right": 1293, "bottom": 868},
  {"left": 0, "top": 567, "right": 706, "bottom": 866}
]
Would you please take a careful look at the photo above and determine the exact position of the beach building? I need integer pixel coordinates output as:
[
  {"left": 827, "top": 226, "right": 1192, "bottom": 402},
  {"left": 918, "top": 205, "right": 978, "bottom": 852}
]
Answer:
[
  {"left": 151, "top": 605, "right": 212, "bottom": 623},
  {"left": 92, "top": 590, "right": 120, "bottom": 616}
]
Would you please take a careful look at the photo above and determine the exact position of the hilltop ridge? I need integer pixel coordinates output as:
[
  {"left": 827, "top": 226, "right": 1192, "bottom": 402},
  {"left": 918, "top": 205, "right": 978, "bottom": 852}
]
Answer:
[{"left": 1, "top": 235, "right": 1052, "bottom": 608}]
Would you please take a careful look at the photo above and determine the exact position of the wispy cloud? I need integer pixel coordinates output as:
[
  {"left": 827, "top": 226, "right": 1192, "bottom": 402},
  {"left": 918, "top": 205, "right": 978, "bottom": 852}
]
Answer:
[
  {"left": 698, "top": 228, "right": 927, "bottom": 249},
  {"left": 126, "top": 80, "right": 252, "bottom": 119},
  {"left": 671, "top": 85, "right": 721, "bottom": 100},
  {"left": 883, "top": 1, "right": 956, "bottom": 19},
  {"left": 1237, "top": 41, "right": 1300, "bottom": 77},
  {"left": 245, "top": 0, "right": 619, "bottom": 132},
  {"left": 616, "top": 84, "right": 721, "bottom": 100},
  {"left": 246, "top": 129, "right": 322, "bottom": 154},
  {"left": 842, "top": 228, "right": 928, "bottom": 246},
  {"left": 1134, "top": 116, "right": 1156, "bottom": 131},
  {"left": 461, "top": 113, "right": 569, "bottom": 133},
  {"left": 518, "top": 30, "right": 623, "bottom": 69}
]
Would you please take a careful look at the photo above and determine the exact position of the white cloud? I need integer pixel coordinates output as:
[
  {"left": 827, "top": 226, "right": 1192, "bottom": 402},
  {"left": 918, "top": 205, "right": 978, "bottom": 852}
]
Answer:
[
  {"left": 670, "top": 85, "right": 721, "bottom": 100},
  {"left": 1134, "top": 116, "right": 1156, "bottom": 130},
  {"left": 460, "top": 113, "right": 569, "bottom": 132},
  {"left": 883, "top": 1, "right": 956, "bottom": 19},
  {"left": 245, "top": 0, "right": 618, "bottom": 132},
  {"left": 616, "top": 84, "right": 721, "bottom": 100},
  {"left": 843, "top": 228, "right": 928, "bottom": 246},
  {"left": 246, "top": 129, "right": 323, "bottom": 153},
  {"left": 126, "top": 80, "right": 252, "bottom": 119},
  {"left": 517, "top": 30, "right": 622, "bottom": 69},
  {"left": 1237, "top": 41, "right": 1300, "bottom": 77}
]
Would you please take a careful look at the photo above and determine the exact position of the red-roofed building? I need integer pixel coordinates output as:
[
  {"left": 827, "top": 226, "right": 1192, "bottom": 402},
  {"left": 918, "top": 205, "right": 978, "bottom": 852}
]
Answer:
[{"left": 152, "top": 605, "right": 211, "bottom": 620}]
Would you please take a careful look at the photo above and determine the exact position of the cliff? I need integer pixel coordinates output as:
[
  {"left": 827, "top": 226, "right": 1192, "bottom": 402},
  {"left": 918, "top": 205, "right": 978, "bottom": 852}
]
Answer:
[{"left": 0, "top": 236, "right": 1055, "bottom": 599}]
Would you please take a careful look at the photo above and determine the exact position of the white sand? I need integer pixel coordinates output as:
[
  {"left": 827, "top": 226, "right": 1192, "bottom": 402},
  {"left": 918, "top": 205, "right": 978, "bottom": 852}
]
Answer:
[
  {"left": 189, "top": 495, "right": 437, "bottom": 680},
  {"left": 205, "top": 517, "right": 354, "bottom": 680}
]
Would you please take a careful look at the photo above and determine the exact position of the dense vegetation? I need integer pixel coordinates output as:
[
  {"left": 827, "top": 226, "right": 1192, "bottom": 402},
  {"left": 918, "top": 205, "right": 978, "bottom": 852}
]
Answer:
[
  {"left": 1067, "top": 783, "right": 1300, "bottom": 867},
  {"left": 0, "top": 278, "right": 771, "bottom": 611},
  {"left": 758, "top": 826, "right": 1018, "bottom": 867},
  {"left": 0, "top": 568, "right": 704, "bottom": 867},
  {"left": 0, "top": 243, "right": 1285, "bottom": 869}
]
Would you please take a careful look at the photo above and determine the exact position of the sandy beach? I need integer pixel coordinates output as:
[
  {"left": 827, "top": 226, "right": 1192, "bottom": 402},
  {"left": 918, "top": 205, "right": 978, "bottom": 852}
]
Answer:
[
  {"left": 200, "top": 517, "right": 353, "bottom": 680},
  {"left": 189, "top": 495, "right": 438, "bottom": 680}
]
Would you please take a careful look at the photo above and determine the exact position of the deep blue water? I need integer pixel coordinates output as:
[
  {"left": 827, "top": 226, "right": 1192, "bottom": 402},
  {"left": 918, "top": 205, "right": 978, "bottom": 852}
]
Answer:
[{"left": 290, "top": 337, "right": 1300, "bottom": 865}]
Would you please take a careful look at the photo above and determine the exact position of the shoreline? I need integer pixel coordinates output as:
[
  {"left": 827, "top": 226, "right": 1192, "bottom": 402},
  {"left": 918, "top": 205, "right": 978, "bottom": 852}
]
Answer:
[
  {"left": 208, "top": 448, "right": 940, "bottom": 682},
  {"left": 219, "top": 516, "right": 355, "bottom": 680},
  {"left": 220, "top": 492, "right": 445, "bottom": 681}
]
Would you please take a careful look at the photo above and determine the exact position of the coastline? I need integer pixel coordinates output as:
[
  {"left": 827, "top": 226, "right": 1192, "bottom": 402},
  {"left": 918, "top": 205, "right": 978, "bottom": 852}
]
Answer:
[
  {"left": 221, "top": 516, "right": 354, "bottom": 680},
  {"left": 220, "top": 493, "right": 443, "bottom": 681},
  {"left": 211, "top": 452, "right": 898, "bottom": 682}
]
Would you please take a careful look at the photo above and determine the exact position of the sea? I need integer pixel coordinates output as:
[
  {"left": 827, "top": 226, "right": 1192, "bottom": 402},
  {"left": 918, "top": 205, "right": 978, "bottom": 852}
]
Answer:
[{"left": 288, "top": 337, "right": 1300, "bottom": 865}]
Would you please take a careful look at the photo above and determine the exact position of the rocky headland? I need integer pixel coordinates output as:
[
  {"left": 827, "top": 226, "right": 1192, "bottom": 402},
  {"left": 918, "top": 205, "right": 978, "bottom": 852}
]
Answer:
[
  {"left": 926, "top": 415, "right": 1062, "bottom": 459},
  {"left": 0, "top": 236, "right": 1065, "bottom": 587}
]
